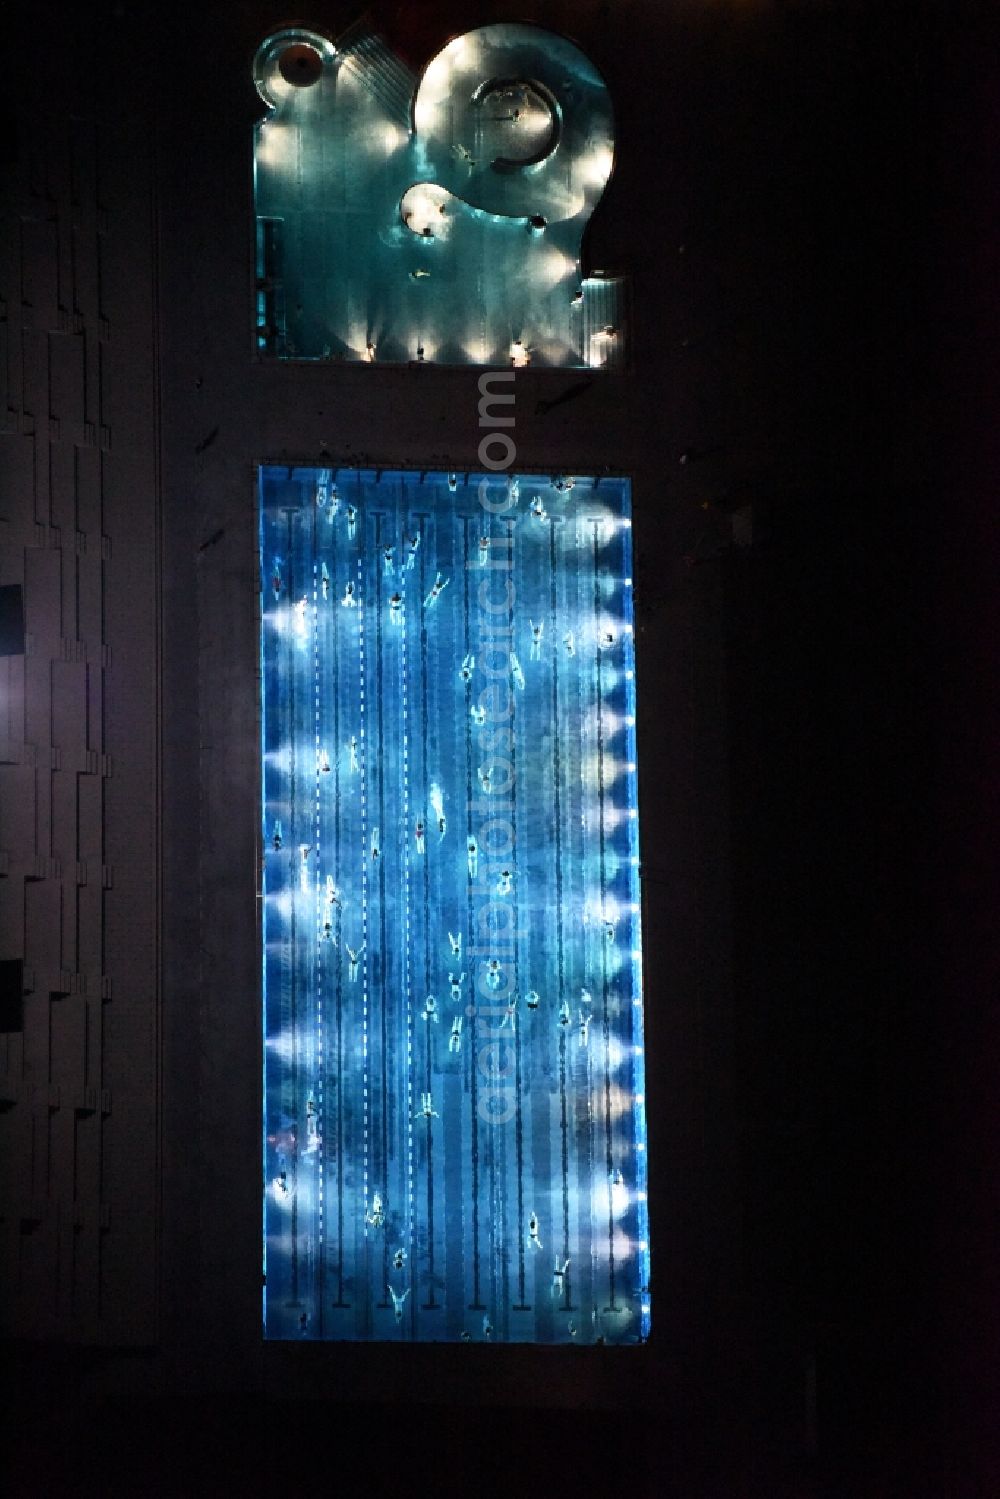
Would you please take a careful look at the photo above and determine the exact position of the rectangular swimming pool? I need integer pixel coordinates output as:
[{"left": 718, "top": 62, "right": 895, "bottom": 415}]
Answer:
[{"left": 261, "top": 465, "right": 650, "bottom": 1342}]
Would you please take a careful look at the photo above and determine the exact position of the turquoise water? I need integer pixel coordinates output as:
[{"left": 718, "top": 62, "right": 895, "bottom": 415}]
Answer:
[{"left": 253, "top": 23, "right": 627, "bottom": 368}]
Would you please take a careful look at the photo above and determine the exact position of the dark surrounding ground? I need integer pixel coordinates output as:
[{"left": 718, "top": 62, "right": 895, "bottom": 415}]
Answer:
[{"left": 2, "top": 0, "right": 998, "bottom": 1493}]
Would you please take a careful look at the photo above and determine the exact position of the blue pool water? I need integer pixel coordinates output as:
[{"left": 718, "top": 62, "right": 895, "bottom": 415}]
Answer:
[{"left": 261, "top": 466, "right": 650, "bottom": 1342}]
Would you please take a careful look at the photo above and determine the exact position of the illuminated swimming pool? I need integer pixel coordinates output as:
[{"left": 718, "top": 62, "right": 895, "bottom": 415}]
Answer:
[
  {"left": 253, "top": 22, "right": 627, "bottom": 368},
  {"left": 261, "top": 466, "right": 650, "bottom": 1341}
]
